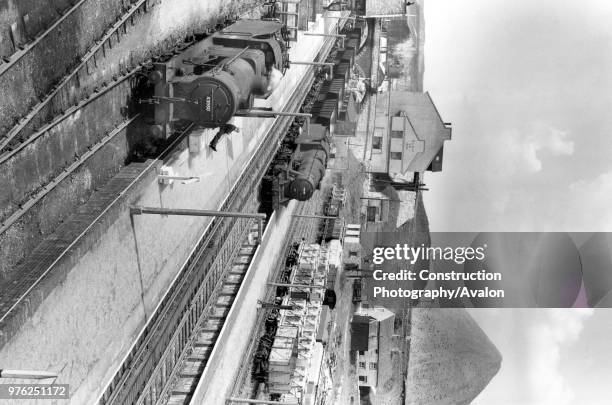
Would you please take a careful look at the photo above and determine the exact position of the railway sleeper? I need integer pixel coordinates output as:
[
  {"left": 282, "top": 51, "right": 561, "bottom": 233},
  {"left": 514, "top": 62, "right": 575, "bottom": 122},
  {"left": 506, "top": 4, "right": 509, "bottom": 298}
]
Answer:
[
  {"left": 167, "top": 394, "right": 191, "bottom": 405},
  {"left": 234, "top": 255, "right": 252, "bottom": 264},
  {"left": 229, "top": 265, "right": 249, "bottom": 275},
  {"left": 237, "top": 246, "right": 258, "bottom": 256},
  {"left": 225, "top": 274, "right": 243, "bottom": 284},
  {"left": 188, "top": 346, "right": 212, "bottom": 362},
  {"left": 193, "top": 341, "right": 215, "bottom": 351},
  {"left": 215, "top": 296, "right": 233, "bottom": 307},
  {"left": 179, "top": 360, "right": 205, "bottom": 378},
  {"left": 211, "top": 307, "right": 230, "bottom": 318},
  {"left": 201, "top": 319, "right": 224, "bottom": 331},
  {"left": 197, "top": 330, "right": 218, "bottom": 341},
  {"left": 172, "top": 377, "right": 199, "bottom": 395},
  {"left": 220, "top": 285, "right": 239, "bottom": 296}
]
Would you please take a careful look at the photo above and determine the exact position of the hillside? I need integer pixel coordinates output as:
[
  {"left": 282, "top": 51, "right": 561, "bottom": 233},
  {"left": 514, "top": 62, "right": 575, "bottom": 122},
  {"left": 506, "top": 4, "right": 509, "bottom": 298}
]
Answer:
[
  {"left": 359, "top": 193, "right": 431, "bottom": 405},
  {"left": 405, "top": 308, "right": 502, "bottom": 405}
]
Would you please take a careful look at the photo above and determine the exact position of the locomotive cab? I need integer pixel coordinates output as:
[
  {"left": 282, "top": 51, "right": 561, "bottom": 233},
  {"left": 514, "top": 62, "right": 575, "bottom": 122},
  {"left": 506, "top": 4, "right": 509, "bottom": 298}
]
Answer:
[{"left": 212, "top": 19, "right": 290, "bottom": 72}]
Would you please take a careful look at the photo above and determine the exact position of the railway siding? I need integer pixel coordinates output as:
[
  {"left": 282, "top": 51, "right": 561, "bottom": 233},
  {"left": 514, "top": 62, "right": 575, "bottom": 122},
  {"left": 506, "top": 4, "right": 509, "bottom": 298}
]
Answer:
[
  {"left": 0, "top": 80, "right": 133, "bottom": 278},
  {"left": 0, "top": 0, "right": 130, "bottom": 133},
  {"left": 193, "top": 202, "right": 301, "bottom": 404},
  {"left": 0, "top": 128, "right": 132, "bottom": 279}
]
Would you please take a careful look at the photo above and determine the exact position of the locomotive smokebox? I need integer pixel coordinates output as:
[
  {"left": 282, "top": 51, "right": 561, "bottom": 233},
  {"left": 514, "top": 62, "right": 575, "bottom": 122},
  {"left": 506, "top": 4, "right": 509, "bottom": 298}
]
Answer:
[
  {"left": 172, "top": 57, "right": 267, "bottom": 127},
  {"left": 286, "top": 177, "right": 316, "bottom": 201}
]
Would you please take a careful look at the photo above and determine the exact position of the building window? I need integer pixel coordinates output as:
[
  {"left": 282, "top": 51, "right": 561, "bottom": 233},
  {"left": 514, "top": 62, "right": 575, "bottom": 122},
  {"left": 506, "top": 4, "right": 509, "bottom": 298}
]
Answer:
[
  {"left": 391, "top": 130, "right": 403, "bottom": 139},
  {"left": 358, "top": 350, "right": 365, "bottom": 356},
  {"left": 370, "top": 362, "right": 377, "bottom": 370},
  {"left": 390, "top": 151, "right": 402, "bottom": 160},
  {"left": 372, "top": 136, "right": 382, "bottom": 150},
  {"left": 359, "top": 376, "right": 368, "bottom": 382},
  {"left": 349, "top": 250, "right": 358, "bottom": 258},
  {"left": 359, "top": 362, "right": 366, "bottom": 369},
  {"left": 367, "top": 206, "right": 377, "bottom": 222}
]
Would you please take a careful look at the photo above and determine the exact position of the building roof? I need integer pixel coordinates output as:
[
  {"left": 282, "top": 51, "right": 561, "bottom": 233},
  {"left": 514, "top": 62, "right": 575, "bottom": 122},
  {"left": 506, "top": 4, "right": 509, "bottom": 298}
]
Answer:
[
  {"left": 389, "top": 91, "right": 451, "bottom": 174},
  {"left": 351, "top": 315, "right": 372, "bottom": 351},
  {"left": 365, "top": 0, "right": 407, "bottom": 17},
  {"left": 357, "top": 306, "right": 395, "bottom": 322}
]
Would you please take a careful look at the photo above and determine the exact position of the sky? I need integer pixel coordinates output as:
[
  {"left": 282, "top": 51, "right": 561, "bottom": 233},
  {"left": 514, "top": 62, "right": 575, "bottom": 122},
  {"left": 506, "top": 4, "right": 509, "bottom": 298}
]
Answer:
[
  {"left": 468, "top": 308, "right": 612, "bottom": 405},
  {"left": 420, "top": 1, "right": 612, "bottom": 403},
  {"left": 421, "top": 0, "right": 612, "bottom": 232}
]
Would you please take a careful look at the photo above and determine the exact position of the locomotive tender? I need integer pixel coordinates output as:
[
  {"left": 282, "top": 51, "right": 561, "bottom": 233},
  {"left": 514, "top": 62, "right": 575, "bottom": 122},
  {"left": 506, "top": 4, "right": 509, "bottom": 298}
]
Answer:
[
  {"left": 145, "top": 17, "right": 290, "bottom": 138},
  {"left": 261, "top": 21, "right": 364, "bottom": 212},
  {"left": 263, "top": 123, "right": 332, "bottom": 211}
]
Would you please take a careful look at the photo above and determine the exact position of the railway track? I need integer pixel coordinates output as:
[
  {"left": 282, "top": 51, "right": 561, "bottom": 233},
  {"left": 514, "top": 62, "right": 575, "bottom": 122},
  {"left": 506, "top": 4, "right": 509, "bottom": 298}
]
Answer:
[
  {"left": 0, "top": 114, "right": 139, "bottom": 235},
  {"left": 0, "top": 0, "right": 264, "bottom": 157},
  {"left": 0, "top": 0, "right": 151, "bottom": 152},
  {"left": 0, "top": 1, "right": 266, "bottom": 237},
  {"left": 0, "top": 0, "right": 118, "bottom": 77},
  {"left": 163, "top": 222, "right": 263, "bottom": 405},
  {"left": 98, "top": 15, "right": 349, "bottom": 404},
  {"left": 96, "top": 127, "right": 266, "bottom": 405},
  {"left": 230, "top": 193, "right": 324, "bottom": 400}
]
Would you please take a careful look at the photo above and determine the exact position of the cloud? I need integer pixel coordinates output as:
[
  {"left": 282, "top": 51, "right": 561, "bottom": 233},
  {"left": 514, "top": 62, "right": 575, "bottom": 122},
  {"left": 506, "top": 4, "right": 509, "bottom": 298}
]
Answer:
[
  {"left": 495, "top": 123, "right": 574, "bottom": 173},
  {"left": 564, "top": 172, "right": 612, "bottom": 231},
  {"left": 526, "top": 309, "right": 594, "bottom": 405}
]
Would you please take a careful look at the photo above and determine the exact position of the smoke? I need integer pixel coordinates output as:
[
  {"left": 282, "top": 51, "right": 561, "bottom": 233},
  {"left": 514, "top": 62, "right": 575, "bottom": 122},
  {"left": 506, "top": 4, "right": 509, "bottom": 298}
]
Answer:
[{"left": 267, "top": 67, "right": 284, "bottom": 92}]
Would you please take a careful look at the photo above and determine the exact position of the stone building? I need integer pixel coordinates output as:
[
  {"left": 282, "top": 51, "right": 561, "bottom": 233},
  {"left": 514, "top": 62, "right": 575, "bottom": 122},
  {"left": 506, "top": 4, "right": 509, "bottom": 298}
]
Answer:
[{"left": 367, "top": 91, "right": 451, "bottom": 177}]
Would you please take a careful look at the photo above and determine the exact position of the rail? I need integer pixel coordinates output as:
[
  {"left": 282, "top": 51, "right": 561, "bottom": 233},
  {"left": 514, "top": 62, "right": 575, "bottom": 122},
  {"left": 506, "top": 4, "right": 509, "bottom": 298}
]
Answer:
[
  {"left": 0, "top": 0, "right": 91, "bottom": 77},
  {"left": 0, "top": 0, "right": 152, "bottom": 153},
  {"left": 229, "top": 192, "right": 323, "bottom": 400},
  {"left": 0, "top": 114, "right": 140, "bottom": 235},
  {"left": 0, "top": 0, "right": 264, "bottom": 156}
]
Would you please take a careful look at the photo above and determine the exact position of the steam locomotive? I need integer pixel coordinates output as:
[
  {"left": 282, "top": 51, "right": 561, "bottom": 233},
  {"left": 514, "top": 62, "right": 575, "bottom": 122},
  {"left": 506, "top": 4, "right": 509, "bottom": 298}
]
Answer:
[
  {"left": 261, "top": 122, "right": 331, "bottom": 212},
  {"left": 143, "top": 14, "right": 291, "bottom": 139},
  {"left": 260, "top": 21, "right": 364, "bottom": 212}
]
